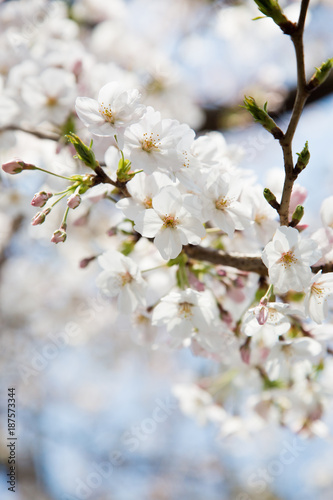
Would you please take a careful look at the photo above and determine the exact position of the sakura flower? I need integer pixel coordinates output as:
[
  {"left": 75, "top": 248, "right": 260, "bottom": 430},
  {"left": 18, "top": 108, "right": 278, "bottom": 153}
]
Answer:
[
  {"left": 134, "top": 185, "right": 205, "bottom": 260},
  {"left": 152, "top": 288, "right": 219, "bottom": 343},
  {"left": 241, "top": 186, "right": 278, "bottom": 245},
  {"left": 305, "top": 271, "right": 333, "bottom": 323},
  {"left": 265, "top": 338, "right": 323, "bottom": 381},
  {"left": 21, "top": 67, "right": 76, "bottom": 126},
  {"left": 242, "top": 302, "right": 295, "bottom": 348},
  {"left": 75, "top": 82, "right": 146, "bottom": 137},
  {"left": 262, "top": 226, "right": 321, "bottom": 294},
  {"left": 201, "top": 172, "right": 251, "bottom": 237},
  {"left": 96, "top": 250, "right": 147, "bottom": 314},
  {"left": 123, "top": 106, "right": 192, "bottom": 175},
  {"left": 116, "top": 172, "right": 172, "bottom": 222}
]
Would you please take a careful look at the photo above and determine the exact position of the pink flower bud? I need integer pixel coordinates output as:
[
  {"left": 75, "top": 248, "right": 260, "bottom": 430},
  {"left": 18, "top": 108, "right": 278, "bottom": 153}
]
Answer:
[
  {"left": 240, "top": 342, "right": 251, "bottom": 364},
  {"left": 79, "top": 256, "right": 96, "bottom": 269},
  {"left": 51, "top": 229, "right": 67, "bottom": 244},
  {"left": 31, "top": 208, "right": 51, "bottom": 226},
  {"left": 254, "top": 304, "right": 269, "bottom": 325},
  {"left": 2, "top": 159, "right": 36, "bottom": 175},
  {"left": 67, "top": 193, "right": 81, "bottom": 209},
  {"left": 31, "top": 191, "right": 53, "bottom": 207}
]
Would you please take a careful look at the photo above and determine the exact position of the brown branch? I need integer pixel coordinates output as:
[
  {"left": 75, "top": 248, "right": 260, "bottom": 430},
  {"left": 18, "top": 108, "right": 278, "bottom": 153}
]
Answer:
[
  {"left": 184, "top": 244, "right": 333, "bottom": 278},
  {"left": 184, "top": 245, "right": 268, "bottom": 275},
  {"left": 2, "top": 125, "right": 61, "bottom": 142},
  {"left": 278, "top": 0, "right": 311, "bottom": 226}
]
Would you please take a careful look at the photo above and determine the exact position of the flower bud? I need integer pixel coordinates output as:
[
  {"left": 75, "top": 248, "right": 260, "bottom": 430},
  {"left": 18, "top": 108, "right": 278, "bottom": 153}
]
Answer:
[
  {"left": 263, "top": 188, "right": 280, "bottom": 211},
  {"left": 67, "top": 193, "right": 81, "bottom": 209},
  {"left": 290, "top": 205, "right": 304, "bottom": 227},
  {"left": 253, "top": 0, "right": 296, "bottom": 34},
  {"left": 31, "top": 208, "right": 51, "bottom": 226},
  {"left": 51, "top": 229, "right": 67, "bottom": 243},
  {"left": 79, "top": 256, "right": 96, "bottom": 268},
  {"left": 254, "top": 304, "right": 269, "bottom": 325},
  {"left": 294, "top": 141, "right": 310, "bottom": 175},
  {"left": 31, "top": 191, "right": 53, "bottom": 207},
  {"left": 307, "top": 58, "right": 333, "bottom": 92},
  {"left": 66, "top": 133, "right": 97, "bottom": 169},
  {"left": 2, "top": 159, "right": 36, "bottom": 175},
  {"left": 243, "top": 97, "right": 284, "bottom": 139},
  {"left": 240, "top": 338, "right": 251, "bottom": 364}
]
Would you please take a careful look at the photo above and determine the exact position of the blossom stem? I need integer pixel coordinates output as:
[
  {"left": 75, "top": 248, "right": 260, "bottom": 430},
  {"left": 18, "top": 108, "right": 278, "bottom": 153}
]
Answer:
[{"left": 141, "top": 264, "right": 168, "bottom": 273}]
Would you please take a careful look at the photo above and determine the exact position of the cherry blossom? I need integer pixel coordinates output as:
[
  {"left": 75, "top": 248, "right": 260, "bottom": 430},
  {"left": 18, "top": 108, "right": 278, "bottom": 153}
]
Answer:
[
  {"left": 96, "top": 250, "right": 147, "bottom": 314},
  {"left": 75, "top": 81, "right": 146, "bottom": 137},
  {"left": 134, "top": 185, "right": 205, "bottom": 260},
  {"left": 305, "top": 271, "right": 333, "bottom": 324},
  {"left": 262, "top": 226, "right": 321, "bottom": 294},
  {"left": 201, "top": 172, "right": 251, "bottom": 237}
]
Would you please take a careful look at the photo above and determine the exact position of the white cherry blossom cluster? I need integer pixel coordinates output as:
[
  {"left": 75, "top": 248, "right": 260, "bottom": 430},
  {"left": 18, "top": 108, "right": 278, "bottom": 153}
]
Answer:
[{"left": 2, "top": 0, "right": 333, "bottom": 439}]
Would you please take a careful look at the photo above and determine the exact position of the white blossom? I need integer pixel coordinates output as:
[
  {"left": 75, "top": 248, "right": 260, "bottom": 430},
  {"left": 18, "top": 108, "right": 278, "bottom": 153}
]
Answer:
[
  {"left": 75, "top": 82, "right": 146, "bottom": 137},
  {"left": 96, "top": 250, "right": 147, "bottom": 313},
  {"left": 305, "top": 271, "right": 333, "bottom": 324},
  {"left": 262, "top": 226, "right": 321, "bottom": 294},
  {"left": 134, "top": 185, "right": 205, "bottom": 260}
]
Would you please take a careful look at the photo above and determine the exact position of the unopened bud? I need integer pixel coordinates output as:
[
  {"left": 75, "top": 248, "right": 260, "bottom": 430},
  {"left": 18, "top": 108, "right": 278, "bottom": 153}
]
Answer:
[
  {"left": 2, "top": 159, "right": 36, "bottom": 175},
  {"left": 79, "top": 256, "right": 96, "bottom": 269},
  {"left": 294, "top": 141, "right": 310, "bottom": 175},
  {"left": 31, "top": 208, "right": 51, "bottom": 226},
  {"left": 253, "top": 0, "right": 296, "bottom": 34},
  {"left": 307, "top": 58, "right": 333, "bottom": 92},
  {"left": 67, "top": 193, "right": 81, "bottom": 209},
  {"left": 117, "top": 157, "right": 134, "bottom": 182},
  {"left": 51, "top": 229, "right": 67, "bottom": 244},
  {"left": 240, "top": 337, "right": 251, "bottom": 365},
  {"left": 66, "top": 133, "right": 97, "bottom": 169},
  {"left": 31, "top": 191, "right": 53, "bottom": 207},
  {"left": 254, "top": 304, "right": 269, "bottom": 325},
  {"left": 243, "top": 97, "right": 283, "bottom": 139},
  {"left": 263, "top": 188, "right": 280, "bottom": 211},
  {"left": 290, "top": 205, "right": 304, "bottom": 227}
]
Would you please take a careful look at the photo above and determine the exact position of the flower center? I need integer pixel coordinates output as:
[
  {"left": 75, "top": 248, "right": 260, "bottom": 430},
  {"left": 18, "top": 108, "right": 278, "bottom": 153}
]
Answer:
[
  {"left": 278, "top": 250, "right": 297, "bottom": 268},
  {"left": 215, "top": 197, "right": 231, "bottom": 211},
  {"left": 120, "top": 271, "right": 133, "bottom": 286},
  {"left": 255, "top": 213, "right": 267, "bottom": 224},
  {"left": 161, "top": 214, "right": 179, "bottom": 228},
  {"left": 143, "top": 197, "right": 153, "bottom": 209},
  {"left": 311, "top": 283, "right": 324, "bottom": 298},
  {"left": 178, "top": 301, "right": 193, "bottom": 319},
  {"left": 141, "top": 132, "right": 160, "bottom": 153},
  {"left": 99, "top": 102, "right": 115, "bottom": 123},
  {"left": 46, "top": 96, "right": 58, "bottom": 107}
]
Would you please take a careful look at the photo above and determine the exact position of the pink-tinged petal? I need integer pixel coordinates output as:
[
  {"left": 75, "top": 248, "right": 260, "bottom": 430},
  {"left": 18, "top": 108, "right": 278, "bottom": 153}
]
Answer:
[
  {"left": 134, "top": 209, "right": 163, "bottom": 237},
  {"left": 152, "top": 186, "right": 182, "bottom": 216},
  {"left": 154, "top": 228, "right": 182, "bottom": 260}
]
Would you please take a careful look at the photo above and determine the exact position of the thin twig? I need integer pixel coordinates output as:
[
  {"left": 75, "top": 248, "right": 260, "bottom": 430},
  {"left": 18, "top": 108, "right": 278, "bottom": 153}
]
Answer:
[{"left": 278, "top": 0, "right": 311, "bottom": 226}]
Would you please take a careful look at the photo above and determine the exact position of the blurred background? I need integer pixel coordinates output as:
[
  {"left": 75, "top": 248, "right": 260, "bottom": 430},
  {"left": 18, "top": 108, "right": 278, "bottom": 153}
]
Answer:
[{"left": 1, "top": 0, "right": 333, "bottom": 499}]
